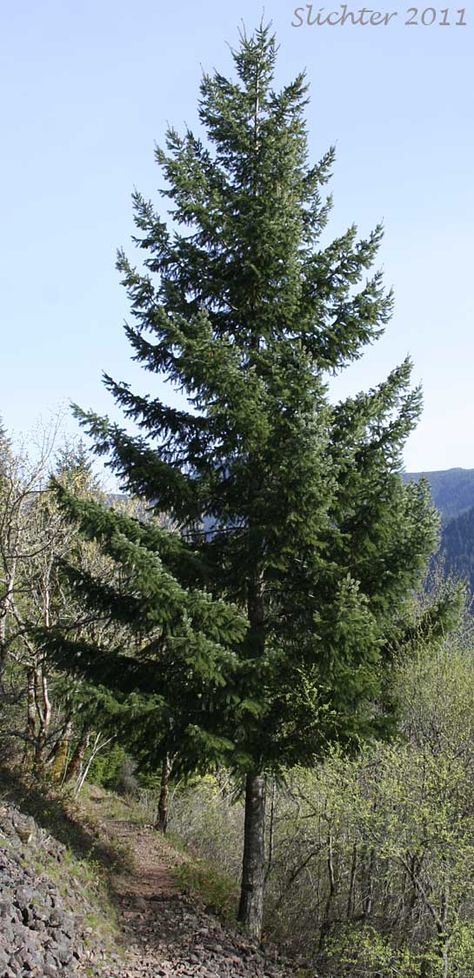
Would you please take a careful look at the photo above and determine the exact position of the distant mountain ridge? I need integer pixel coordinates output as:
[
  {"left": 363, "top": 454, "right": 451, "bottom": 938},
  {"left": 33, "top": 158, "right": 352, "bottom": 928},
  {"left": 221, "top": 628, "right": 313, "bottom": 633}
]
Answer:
[
  {"left": 404, "top": 468, "right": 474, "bottom": 594},
  {"left": 403, "top": 468, "right": 474, "bottom": 522}
]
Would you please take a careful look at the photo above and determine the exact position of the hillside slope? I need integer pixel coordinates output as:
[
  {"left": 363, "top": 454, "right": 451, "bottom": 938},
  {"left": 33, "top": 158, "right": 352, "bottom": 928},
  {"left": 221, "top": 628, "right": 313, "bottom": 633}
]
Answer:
[
  {"left": 403, "top": 468, "right": 474, "bottom": 594},
  {"left": 0, "top": 775, "right": 293, "bottom": 978},
  {"left": 0, "top": 796, "right": 119, "bottom": 978},
  {"left": 439, "top": 503, "right": 474, "bottom": 595},
  {"left": 403, "top": 467, "right": 474, "bottom": 522}
]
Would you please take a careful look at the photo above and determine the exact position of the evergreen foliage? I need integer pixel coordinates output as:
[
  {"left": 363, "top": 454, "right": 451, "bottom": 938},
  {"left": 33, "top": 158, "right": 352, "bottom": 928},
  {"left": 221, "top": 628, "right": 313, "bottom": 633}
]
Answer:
[
  {"left": 50, "top": 25, "right": 448, "bottom": 934},
  {"left": 49, "top": 484, "right": 247, "bottom": 774},
  {"left": 404, "top": 467, "right": 474, "bottom": 523}
]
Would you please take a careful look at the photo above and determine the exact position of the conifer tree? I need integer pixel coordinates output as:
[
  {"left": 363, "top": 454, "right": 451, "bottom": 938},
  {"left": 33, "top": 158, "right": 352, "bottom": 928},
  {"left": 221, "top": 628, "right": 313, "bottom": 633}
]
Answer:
[{"left": 53, "top": 26, "right": 445, "bottom": 936}]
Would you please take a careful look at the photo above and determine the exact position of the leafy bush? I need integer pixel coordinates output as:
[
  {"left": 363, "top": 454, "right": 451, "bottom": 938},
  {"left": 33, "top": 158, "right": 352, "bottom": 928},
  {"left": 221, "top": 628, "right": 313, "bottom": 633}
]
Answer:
[
  {"left": 167, "top": 639, "right": 474, "bottom": 976},
  {"left": 169, "top": 774, "right": 243, "bottom": 878},
  {"left": 87, "top": 744, "right": 130, "bottom": 791}
]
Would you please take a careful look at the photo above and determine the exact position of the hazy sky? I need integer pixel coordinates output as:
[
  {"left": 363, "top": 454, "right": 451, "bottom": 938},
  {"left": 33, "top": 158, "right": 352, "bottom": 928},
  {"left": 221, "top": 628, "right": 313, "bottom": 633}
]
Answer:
[{"left": 1, "top": 0, "right": 473, "bottom": 471}]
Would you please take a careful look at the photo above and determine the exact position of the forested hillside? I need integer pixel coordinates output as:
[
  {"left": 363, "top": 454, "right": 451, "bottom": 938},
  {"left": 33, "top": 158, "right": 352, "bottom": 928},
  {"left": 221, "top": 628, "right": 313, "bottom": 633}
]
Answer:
[
  {"left": 404, "top": 468, "right": 474, "bottom": 521},
  {"left": 405, "top": 469, "right": 474, "bottom": 594},
  {"left": 439, "top": 504, "right": 474, "bottom": 596}
]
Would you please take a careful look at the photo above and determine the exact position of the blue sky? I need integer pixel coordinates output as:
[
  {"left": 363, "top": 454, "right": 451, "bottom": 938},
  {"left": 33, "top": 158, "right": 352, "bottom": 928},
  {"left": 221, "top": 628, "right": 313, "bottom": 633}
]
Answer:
[{"left": 1, "top": 0, "right": 473, "bottom": 471}]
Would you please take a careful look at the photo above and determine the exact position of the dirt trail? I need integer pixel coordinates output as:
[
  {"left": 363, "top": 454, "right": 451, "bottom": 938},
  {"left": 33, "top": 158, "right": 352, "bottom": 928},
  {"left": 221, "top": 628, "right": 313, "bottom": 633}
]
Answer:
[
  {"left": 107, "top": 818, "right": 179, "bottom": 901},
  {"left": 84, "top": 794, "right": 294, "bottom": 978}
]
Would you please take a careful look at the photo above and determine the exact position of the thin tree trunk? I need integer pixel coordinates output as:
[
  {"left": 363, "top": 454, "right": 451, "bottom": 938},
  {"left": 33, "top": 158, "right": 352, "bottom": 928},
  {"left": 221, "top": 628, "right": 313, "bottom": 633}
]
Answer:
[
  {"left": 65, "top": 729, "right": 90, "bottom": 785},
  {"left": 362, "top": 845, "right": 376, "bottom": 918},
  {"left": 0, "top": 563, "right": 17, "bottom": 683},
  {"left": 23, "top": 668, "right": 37, "bottom": 767},
  {"left": 319, "top": 830, "right": 336, "bottom": 950},
  {"left": 156, "top": 754, "right": 172, "bottom": 833},
  {"left": 237, "top": 772, "right": 266, "bottom": 939},
  {"left": 437, "top": 883, "right": 450, "bottom": 978},
  {"left": 74, "top": 732, "right": 114, "bottom": 797},
  {"left": 347, "top": 843, "right": 357, "bottom": 918},
  {"left": 265, "top": 776, "right": 276, "bottom": 882},
  {"left": 33, "top": 666, "right": 51, "bottom": 771},
  {"left": 50, "top": 718, "right": 73, "bottom": 783}
]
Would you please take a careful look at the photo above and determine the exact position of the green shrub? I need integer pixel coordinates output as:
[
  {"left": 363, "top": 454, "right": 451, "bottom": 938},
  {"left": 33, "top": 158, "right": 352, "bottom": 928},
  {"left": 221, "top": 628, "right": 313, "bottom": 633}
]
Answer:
[{"left": 87, "top": 743, "right": 129, "bottom": 790}]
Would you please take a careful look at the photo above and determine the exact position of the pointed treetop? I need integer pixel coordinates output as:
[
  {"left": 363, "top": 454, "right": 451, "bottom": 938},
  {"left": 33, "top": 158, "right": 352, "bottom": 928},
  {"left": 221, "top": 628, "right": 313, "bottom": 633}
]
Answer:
[{"left": 232, "top": 21, "right": 278, "bottom": 86}]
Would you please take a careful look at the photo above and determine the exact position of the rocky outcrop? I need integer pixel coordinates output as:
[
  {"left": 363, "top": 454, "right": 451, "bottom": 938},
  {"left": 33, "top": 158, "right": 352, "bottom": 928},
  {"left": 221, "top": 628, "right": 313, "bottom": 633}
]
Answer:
[{"left": 0, "top": 804, "right": 87, "bottom": 978}]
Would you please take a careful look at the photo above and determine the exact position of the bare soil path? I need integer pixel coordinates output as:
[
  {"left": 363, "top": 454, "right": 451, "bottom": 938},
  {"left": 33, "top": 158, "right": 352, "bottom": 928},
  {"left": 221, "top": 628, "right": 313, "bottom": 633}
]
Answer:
[{"left": 82, "top": 791, "right": 293, "bottom": 978}]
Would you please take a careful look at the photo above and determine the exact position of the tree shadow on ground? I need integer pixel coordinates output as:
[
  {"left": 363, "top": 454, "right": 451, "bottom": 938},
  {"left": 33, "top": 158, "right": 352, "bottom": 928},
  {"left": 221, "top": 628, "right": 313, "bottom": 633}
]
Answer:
[{"left": 0, "top": 764, "right": 132, "bottom": 892}]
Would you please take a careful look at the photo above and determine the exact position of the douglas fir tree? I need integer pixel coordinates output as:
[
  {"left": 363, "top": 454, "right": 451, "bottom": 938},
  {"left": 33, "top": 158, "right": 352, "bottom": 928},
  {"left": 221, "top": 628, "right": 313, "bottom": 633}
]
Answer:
[{"left": 52, "top": 26, "right": 449, "bottom": 937}]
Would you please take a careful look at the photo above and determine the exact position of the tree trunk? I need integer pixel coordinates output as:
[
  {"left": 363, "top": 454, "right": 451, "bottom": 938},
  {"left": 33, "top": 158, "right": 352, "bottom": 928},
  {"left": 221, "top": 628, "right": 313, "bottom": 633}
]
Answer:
[
  {"left": 65, "top": 729, "right": 90, "bottom": 785},
  {"left": 73, "top": 732, "right": 114, "bottom": 797},
  {"left": 347, "top": 843, "right": 357, "bottom": 918},
  {"left": 23, "top": 668, "right": 37, "bottom": 768},
  {"left": 0, "top": 563, "right": 17, "bottom": 686},
  {"left": 156, "top": 754, "right": 172, "bottom": 833},
  {"left": 319, "top": 830, "right": 336, "bottom": 950},
  {"left": 239, "top": 551, "right": 266, "bottom": 937},
  {"left": 237, "top": 772, "right": 266, "bottom": 939},
  {"left": 50, "top": 719, "right": 73, "bottom": 783},
  {"left": 362, "top": 845, "right": 376, "bottom": 918},
  {"left": 33, "top": 666, "right": 52, "bottom": 772}
]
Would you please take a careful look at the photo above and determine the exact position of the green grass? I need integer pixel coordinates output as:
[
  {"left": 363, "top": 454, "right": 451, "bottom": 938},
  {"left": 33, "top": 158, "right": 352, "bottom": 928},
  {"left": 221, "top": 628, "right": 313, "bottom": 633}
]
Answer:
[
  {"left": 26, "top": 832, "right": 120, "bottom": 948},
  {"left": 0, "top": 766, "right": 125, "bottom": 952},
  {"left": 80, "top": 782, "right": 149, "bottom": 825},
  {"left": 173, "top": 853, "right": 239, "bottom": 922}
]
